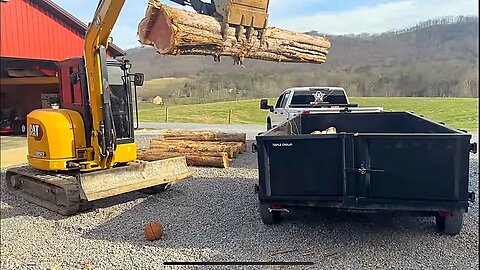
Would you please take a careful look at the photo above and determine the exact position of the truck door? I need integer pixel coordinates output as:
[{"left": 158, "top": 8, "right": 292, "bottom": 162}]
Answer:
[{"left": 271, "top": 91, "right": 290, "bottom": 126}]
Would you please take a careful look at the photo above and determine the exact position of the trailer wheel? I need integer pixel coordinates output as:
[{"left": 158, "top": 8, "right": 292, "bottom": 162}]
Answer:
[
  {"left": 435, "top": 210, "right": 464, "bottom": 235},
  {"left": 140, "top": 183, "right": 172, "bottom": 194},
  {"left": 259, "top": 203, "right": 282, "bottom": 224}
]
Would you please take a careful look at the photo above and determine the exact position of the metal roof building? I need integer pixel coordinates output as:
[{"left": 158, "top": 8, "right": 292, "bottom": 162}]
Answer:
[
  {"left": 0, "top": 0, "right": 124, "bottom": 134},
  {"left": 1, "top": 0, "right": 124, "bottom": 60}
]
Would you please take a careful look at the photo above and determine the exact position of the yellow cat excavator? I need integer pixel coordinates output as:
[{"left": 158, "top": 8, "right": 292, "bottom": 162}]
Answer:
[{"left": 5, "top": 0, "right": 270, "bottom": 215}]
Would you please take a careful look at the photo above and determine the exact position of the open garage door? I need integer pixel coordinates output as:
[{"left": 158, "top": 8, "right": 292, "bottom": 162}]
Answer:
[{"left": 1, "top": 57, "right": 59, "bottom": 135}]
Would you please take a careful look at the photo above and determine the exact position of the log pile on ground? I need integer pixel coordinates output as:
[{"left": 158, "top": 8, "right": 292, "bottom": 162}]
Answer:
[
  {"left": 137, "top": 130, "right": 247, "bottom": 168},
  {"left": 138, "top": 0, "right": 331, "bottom": 64}
]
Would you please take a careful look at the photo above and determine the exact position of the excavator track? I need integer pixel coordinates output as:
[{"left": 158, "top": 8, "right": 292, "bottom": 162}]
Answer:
[{"left": 5, "top": 166, "right": 92, "bottom": 216}]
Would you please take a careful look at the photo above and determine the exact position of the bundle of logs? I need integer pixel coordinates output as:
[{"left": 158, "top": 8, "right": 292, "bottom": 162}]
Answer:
[
  {"left": 137, "top": 130, "right": 247, "bottom": 168},
  {"left": 138, "top": 0, "right": 331, "bottom": 64}
]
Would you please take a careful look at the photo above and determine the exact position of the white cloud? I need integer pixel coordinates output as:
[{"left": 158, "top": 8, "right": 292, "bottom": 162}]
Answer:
[{"left": 271, "top": 0, "right": 478, "bottom": 34}]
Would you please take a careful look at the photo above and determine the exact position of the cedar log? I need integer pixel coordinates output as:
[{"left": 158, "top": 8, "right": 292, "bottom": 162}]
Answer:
[
  {"left": 152, "top": 138, "right": 244, "bottom": 154},
  {"left": 138, "top": 1, "right": 330, "bottom": 64},
  {"left": 138, "top": 150, "right": 230, "bottom": 168},
  {"left": 143, "top": 146, "right": 230, "bottom": 157},
  {"left": 160, "top": 130, "right": 246, "bottom": 143},
  {"left": 149, "top": 140, "right": 238, "bottom": 158}
]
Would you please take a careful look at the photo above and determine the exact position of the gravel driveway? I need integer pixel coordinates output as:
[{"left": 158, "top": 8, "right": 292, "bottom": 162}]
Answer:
[{"left": 1, "top": 126, "right": 478, "bottom": 270}]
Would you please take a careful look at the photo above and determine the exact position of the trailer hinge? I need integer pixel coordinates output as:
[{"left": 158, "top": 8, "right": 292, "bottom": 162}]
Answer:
[
  {"left": 470, "top": 143, "right": 477, "bottom": 154},
  {"left": 254, "top": 184, "right": 260, "bottom": 194},
  {"left": 340, "top": 107, "right": 352, "bottom": 113},
  {"left": 468, "top": 192, "right": 476, "bottom": 203},
  {"left": 348, "top": 164, "right": 385, "bottom": 175},
  {"left": 252, "top": 143, "right": 258, "bottom": 153}
]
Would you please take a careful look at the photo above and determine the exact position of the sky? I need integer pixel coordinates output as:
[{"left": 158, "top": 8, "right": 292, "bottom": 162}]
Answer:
[{"left": 52, "top": 0, "right": 479, "bottom": 49}]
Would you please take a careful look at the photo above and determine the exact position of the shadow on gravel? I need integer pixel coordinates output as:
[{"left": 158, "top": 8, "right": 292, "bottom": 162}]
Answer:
[
  {"left": 229, "top": 141, "right": 258, "bottom": 169},
  {"left": 79, "top": 175, "right": 440, "bottom": 261}
]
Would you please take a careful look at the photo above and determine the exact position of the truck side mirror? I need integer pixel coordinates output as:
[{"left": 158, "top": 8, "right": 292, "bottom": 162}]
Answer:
[
  {"left": 260, "top": 98, "right": 273, "bottom": 111},
  {"left": 134, "top": 73, "right": 145, "bottom": 86}
]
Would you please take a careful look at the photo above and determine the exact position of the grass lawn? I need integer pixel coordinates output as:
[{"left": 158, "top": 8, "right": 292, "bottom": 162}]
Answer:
[{"left": 138, "top": 97, "right": 478, "bottom": 131}]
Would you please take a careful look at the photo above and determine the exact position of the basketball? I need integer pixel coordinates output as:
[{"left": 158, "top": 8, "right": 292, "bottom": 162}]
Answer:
[{"left": 144, "top": 221, "right": 164, "bottom": 241}]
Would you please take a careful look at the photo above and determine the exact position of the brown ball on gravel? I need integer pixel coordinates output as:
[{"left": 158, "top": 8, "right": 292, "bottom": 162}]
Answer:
[{"left": 144, "top": 221, "right": 164, "bottom": 241}]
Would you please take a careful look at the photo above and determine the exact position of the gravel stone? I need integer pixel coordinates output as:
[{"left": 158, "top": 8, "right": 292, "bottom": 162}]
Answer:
[{"left": 1, "top": 130, "right": 478, "bottom": 270}]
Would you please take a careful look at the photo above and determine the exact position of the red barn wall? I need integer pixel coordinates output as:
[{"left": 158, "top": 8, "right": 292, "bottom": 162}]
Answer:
[{"left": 1, "top": 0, "right": 85, "bottom": 60}]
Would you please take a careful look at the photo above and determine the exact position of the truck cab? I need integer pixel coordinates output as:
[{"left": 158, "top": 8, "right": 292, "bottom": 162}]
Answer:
[{"left": 261, "top": 87, "right": 384, "bottom": 130}]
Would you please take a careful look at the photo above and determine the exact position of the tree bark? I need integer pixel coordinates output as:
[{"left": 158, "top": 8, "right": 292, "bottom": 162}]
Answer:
[
  {"left": 143, "top": 146, "right": 230, "bottom": 158},
  {"left": 160, "top": 130, "right": 246, "bottom": 143},
  {"left": 151, "top": 139, "right": 244, "bottom": 157},
  {"left": 137, "top": 150, "right": 230, "bottom": 168},
  {"left": 149, "top": 140, "right": 237, "bottom": 158},
  {"left": 138, "top": 1, "right": 330, "bottom": 64}
]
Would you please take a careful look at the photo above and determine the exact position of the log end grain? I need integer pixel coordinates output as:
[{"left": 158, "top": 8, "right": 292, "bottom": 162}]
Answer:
[{"left": 138, "top": 3, "right": 175, "bottom": 54}]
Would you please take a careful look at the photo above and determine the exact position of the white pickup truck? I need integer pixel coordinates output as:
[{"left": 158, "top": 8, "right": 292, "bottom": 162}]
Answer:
[{"left": 260, "top": 87, "right": 384, "bottom": 129}]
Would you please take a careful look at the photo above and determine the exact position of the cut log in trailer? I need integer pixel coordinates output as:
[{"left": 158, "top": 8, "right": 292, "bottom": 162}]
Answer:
[
  {"left": 138, "top": 1, "right": 330, "bottom": 64},
  {"left": 137, "top": 150, "right": 230, "bottom": 168}
]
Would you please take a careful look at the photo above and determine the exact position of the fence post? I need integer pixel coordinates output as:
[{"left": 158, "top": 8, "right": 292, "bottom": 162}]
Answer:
[
  {"left": 165, "top": 107, "right": 169, "bottom": 123},
  {"left": 228, "top": 109, "right": 233, "bottom": 124}
]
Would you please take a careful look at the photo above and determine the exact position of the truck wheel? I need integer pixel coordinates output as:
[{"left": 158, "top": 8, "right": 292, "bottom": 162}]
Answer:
[
  {"left": 13, "top": 121, "right": 26, "bottom": 136},
  {"left": 140, "top": 183, "right": 172, "bottom": 194},
  {"left": 435, "top": 210, "right": 464, "bottom": 235},
  {"left": 266, "top": 119, "right": 272, "bottom": 130},
  {"left": 259, "top": 203, "right": 281, "bottom": 224}
]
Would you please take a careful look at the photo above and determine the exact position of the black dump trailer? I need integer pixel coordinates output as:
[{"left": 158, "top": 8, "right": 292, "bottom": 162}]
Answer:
[{"left": 254, "top": 112, "right": 477, "bottom": 235}]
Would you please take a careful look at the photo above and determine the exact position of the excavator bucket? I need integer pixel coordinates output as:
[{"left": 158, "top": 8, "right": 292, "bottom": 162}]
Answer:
[
  {"left": 215, "top": 0, "right": 270, "bottom": 29},
  {"left": 79, "top": 157, "right": 192, "bottom": 201}
]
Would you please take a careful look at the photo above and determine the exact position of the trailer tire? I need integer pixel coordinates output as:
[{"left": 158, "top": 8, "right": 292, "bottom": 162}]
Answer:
[
  {"left": 259, "top": 203, "right": 281, "bottom": 224},
  {"left": 140, "top": 183, "right": 172, "bottom": 194},
  {"left": 435, "top": 210, "right": 464, "bottom": 235}
]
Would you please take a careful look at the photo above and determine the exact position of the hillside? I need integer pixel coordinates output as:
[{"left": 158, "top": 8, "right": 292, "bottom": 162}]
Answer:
[{"left": 126, "top": 16, "right": 478, "bottom": 101}]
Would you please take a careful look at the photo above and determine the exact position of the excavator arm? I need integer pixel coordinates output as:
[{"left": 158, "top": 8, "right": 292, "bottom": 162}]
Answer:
[{"left": 84, "top": 0, "right": 127, "bottom": 168}]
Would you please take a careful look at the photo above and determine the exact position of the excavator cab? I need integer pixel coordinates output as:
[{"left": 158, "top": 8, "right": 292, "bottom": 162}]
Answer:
[{"left": 58, "top": 57, "right": 139, "bottom": 145}]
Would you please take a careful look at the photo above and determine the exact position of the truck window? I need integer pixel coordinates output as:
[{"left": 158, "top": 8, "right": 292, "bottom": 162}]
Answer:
[
  {"left": 275, "top": 93, "right": 285, "bottom": 108},
  {"left": 280, "top": 92, "right": 291, "bottom": 108},
  {"left": 290, "top": 90, "right": 348, "bottom": 107}
]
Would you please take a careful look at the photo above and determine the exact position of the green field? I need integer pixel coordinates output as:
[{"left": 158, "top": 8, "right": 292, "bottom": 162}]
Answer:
[{"left": 138, "top": 97, "right": 478, "bottom": 131}]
